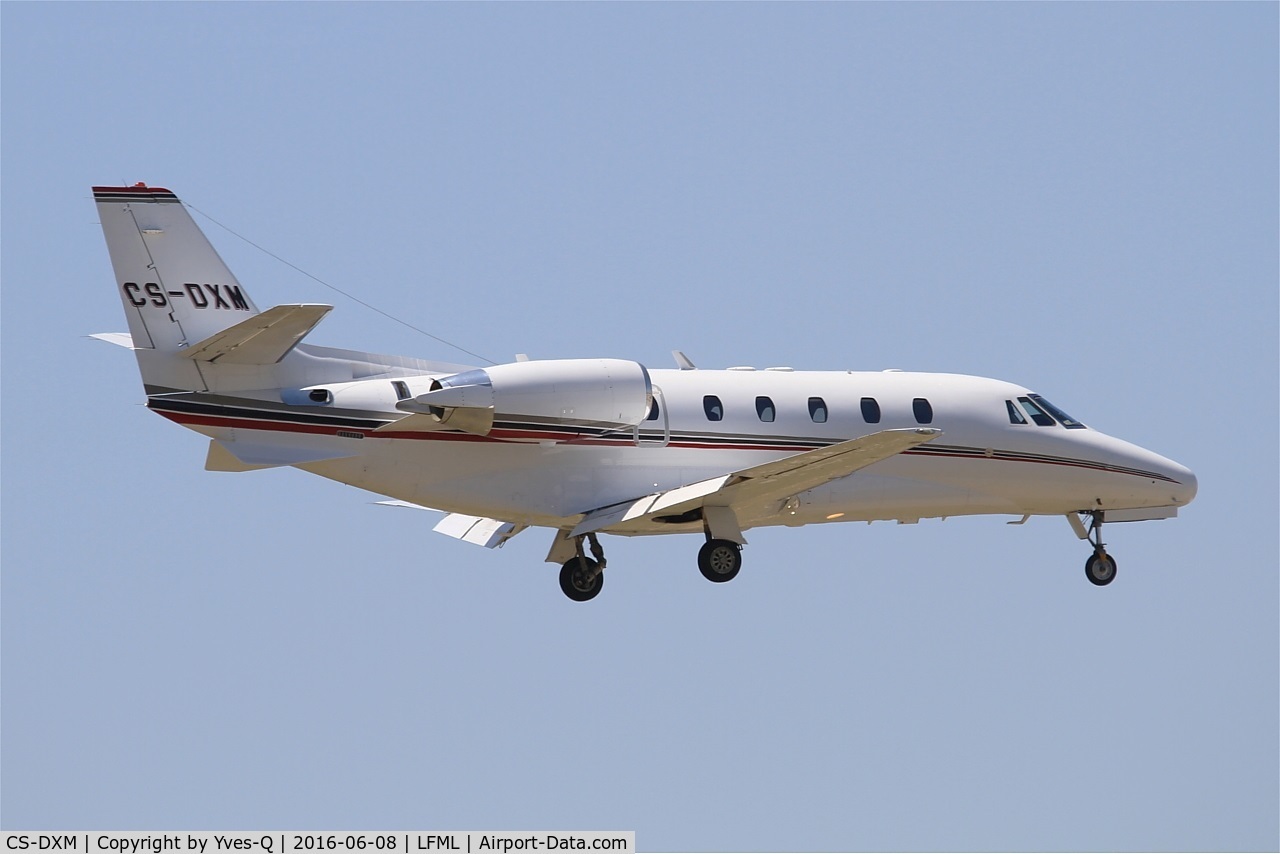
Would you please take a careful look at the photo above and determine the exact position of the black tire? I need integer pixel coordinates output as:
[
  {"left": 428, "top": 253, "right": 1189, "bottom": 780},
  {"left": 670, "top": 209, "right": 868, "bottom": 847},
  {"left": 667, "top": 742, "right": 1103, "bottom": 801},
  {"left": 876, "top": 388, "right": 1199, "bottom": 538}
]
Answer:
[
  {"left": 1085, "top": 552, "right": 1117, "bottom": 587},
  {"left": 698, "top": 539, "right": 742, "bottom": 583},
  {"left": 559, "top": 557, "right": 603, "bottom": 602}
]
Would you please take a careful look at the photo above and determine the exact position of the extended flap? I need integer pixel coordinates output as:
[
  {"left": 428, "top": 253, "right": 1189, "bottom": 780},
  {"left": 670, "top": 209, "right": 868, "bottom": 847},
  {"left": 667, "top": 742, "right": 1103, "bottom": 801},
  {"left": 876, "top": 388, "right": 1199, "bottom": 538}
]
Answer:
[{"left": 434, "top": 513, "right": 524, "bottom": 548}]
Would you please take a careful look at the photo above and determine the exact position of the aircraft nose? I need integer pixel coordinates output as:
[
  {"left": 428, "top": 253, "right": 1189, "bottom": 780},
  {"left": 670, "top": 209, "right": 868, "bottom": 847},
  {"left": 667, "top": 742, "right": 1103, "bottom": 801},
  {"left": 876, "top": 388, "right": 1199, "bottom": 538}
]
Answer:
[
  {"left": 1084, "top": 431, "right": 1198, "bottom": 509},
  {"left": 1167, "top": 459, "right": 1198, "bottom": 506},
  {"left": 1133, "top": 444, "right": 1197, "bottom": 507}
]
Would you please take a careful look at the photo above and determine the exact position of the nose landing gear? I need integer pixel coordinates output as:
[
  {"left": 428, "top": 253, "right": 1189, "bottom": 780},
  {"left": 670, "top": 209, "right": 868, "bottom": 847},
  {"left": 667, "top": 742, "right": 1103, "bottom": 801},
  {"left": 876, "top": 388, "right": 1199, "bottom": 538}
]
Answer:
[
  {"left": 1080, "top": 511, "right": 1118, "bottom": 586},
  {"left": 1085, "top": 550, "right": 1117, "bottom": 586}
]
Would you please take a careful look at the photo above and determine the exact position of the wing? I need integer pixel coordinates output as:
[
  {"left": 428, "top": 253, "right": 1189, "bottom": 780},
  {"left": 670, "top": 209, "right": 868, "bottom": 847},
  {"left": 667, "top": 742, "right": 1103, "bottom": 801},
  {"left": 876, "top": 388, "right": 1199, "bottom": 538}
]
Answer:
[{"left": 570, "top": 427, "right": 942, "bottom": 540}]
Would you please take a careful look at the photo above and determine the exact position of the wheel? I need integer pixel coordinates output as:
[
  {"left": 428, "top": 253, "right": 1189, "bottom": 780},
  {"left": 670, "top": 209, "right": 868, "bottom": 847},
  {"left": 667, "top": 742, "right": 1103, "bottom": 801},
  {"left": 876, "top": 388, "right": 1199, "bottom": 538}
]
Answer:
[
  {"left": 698, "top": 539, "right": 742, "bottom": 583},
  {"left": 559, "top": 556, "right": 603, "bottom": 602},
  {"left": 1085, "top": 551, "right": 1117, "bottom": 586}
]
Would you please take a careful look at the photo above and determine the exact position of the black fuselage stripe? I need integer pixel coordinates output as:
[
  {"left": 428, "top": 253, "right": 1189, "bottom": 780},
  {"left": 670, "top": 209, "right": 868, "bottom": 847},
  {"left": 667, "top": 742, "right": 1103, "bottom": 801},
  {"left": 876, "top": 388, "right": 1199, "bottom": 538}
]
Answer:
[
  {"left": 149, "top": 398, "right": 383, "bottom": 430},
  {"left": 148, "top": 397, "right": 1181, "bottom": 484}
]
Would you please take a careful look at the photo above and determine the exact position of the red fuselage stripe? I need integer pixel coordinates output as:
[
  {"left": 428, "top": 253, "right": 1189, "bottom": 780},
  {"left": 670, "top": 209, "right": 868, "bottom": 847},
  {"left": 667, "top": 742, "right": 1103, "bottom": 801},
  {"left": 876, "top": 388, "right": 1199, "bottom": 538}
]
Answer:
[{"left": 157, "top": 409, "right": 1178, "bottom": 482}]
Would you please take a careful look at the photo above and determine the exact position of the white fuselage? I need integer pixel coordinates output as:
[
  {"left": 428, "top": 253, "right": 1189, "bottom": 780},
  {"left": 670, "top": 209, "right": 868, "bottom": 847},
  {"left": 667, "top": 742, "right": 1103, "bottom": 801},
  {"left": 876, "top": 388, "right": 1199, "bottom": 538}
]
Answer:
[{"left": 155, "top": 366, "right": 1197, "bottom": 537}]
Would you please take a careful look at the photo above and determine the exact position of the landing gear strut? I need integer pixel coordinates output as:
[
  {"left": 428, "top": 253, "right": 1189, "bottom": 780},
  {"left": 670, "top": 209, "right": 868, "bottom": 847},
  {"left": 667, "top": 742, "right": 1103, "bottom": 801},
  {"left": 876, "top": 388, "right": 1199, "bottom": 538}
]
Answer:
[
  {"left": 559, "top": 532, "right": 607, "bottom": 602},
  {"left": 1082, "top": 512, "right": 1117, "bottom": 587}
]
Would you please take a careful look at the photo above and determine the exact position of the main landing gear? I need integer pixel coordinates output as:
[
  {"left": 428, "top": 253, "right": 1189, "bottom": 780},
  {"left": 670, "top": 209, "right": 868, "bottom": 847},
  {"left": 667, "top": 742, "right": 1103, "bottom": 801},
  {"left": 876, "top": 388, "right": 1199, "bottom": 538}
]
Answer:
[
  {"left": 559, "top": 532, "right": 607, "bottom": 602},
  {"left": 556, "top": 530, "right": 748, "bottom": 601},
  {"left": 1080, "top": 511, "right": 1118, "bottom": 587},
  {"left": 698, "top": 538, "right": 742, "bottom": 583}
]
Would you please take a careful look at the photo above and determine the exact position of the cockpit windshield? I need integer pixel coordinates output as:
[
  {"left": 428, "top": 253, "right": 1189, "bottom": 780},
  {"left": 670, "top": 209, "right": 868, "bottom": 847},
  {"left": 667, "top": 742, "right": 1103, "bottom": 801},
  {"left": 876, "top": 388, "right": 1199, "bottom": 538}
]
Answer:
[
  {"left": 1007, "top": 395, "right": 1088, "bottom": 429},
  {"left": 1028, "top": 394, "right": 1086, "bottom": 429}
]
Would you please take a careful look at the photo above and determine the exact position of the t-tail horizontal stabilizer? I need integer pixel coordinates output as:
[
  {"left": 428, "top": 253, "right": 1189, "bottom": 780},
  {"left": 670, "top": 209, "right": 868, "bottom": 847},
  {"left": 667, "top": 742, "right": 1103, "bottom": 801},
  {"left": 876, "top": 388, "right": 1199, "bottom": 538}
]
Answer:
[
  {"left": 180, "top": 304, "right": 332, "bottom": 364},
  {"left": 88, "top": 332, "right": 135, "bottom": 349}
]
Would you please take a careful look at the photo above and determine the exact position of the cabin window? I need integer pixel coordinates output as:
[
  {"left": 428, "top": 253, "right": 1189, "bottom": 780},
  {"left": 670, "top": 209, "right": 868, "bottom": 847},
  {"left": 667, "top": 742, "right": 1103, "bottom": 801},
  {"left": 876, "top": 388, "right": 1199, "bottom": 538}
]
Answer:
[
  {"left": 1006, "top": 400, "right": 1027, "bottom": 424},
  {"left": 1029, "top": 394, "right": 1086, "bottom": 429},
  {"left": 703, "top": 395, "right": 724, "bottom": 422},
  {"left": 308, "top": 389, "right": 333, "bottom": 404},
  {"left": 755, "top": 396, "right": 776, "bottom": 422},
  {"left": 808, "top": 397, "right": 828, "bottom": 423},
  {"left": 392, "top": 381, "right": 410, "bottom": 401},
  {"left": 646, "top": 398, "right": 661, "bottom": 421},
  {"left": 913, "top": 398, "right": 933, "bottom": 424},
  {"left": 860, "top": 397, "right": 881, "bottom": 424},
  {"left": 1018, "top": 396, "right": 1056, "bottom": 427}
]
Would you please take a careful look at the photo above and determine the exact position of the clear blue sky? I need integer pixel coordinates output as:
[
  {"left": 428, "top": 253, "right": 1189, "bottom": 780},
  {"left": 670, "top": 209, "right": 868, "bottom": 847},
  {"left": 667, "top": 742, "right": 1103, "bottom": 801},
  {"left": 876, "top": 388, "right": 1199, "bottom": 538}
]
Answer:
[{"left": 3, "top": 3, "right": 1276, "bottom": 850}]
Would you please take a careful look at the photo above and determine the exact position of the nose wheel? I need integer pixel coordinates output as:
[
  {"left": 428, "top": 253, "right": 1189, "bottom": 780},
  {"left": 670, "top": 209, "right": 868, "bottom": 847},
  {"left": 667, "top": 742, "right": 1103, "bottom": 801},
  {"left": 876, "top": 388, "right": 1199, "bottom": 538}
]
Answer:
[
  {"left": 1085, "top": 550, "right": 1117, "bottom": 586},
  {"left": 1081, "top": 511, "right": 1118, "bottom": 587}
]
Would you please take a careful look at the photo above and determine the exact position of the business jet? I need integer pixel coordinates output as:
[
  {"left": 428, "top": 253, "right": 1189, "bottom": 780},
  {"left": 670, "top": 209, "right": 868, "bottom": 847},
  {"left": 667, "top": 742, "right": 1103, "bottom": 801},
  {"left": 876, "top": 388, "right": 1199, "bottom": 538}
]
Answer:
[{"left": 91, "top": 184, "right": 1197, "bottom": 601}]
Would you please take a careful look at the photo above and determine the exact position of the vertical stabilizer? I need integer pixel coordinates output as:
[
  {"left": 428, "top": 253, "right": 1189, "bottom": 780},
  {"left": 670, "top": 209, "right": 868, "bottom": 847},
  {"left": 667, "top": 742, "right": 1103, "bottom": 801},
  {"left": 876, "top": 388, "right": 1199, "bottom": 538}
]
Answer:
[
  {"left": 94, "top": 184, "right": 260, "bottom": 353},
  {"left": 94, "top": 184, "right": 432, "bottom": 396}
]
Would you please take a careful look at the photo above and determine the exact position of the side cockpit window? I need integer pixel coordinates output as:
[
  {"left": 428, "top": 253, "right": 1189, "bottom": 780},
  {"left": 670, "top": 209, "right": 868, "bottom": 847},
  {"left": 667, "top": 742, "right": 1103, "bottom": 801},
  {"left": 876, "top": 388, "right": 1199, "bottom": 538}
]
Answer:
[{"left": 1006, "top": 400, "right": 1027, "bottom": 425}]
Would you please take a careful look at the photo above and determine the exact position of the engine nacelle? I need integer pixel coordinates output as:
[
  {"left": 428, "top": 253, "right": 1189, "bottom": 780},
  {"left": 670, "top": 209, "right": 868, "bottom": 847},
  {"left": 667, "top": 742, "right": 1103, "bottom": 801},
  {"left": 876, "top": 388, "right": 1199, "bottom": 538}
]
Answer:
[{"left": 402, "top": 358, "right": 652, "bottom": 439}]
